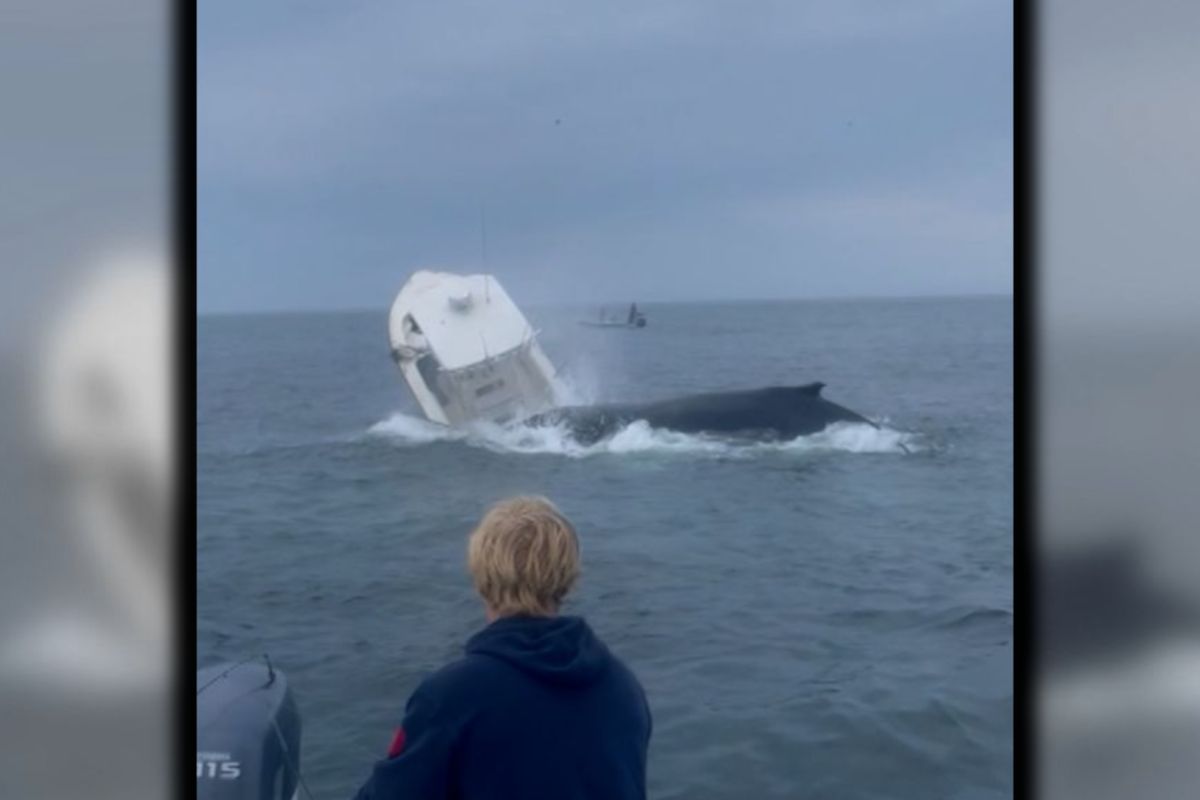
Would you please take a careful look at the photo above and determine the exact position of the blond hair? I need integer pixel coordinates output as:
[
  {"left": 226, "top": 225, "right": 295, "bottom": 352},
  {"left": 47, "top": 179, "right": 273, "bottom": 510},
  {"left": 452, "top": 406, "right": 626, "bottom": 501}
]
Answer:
[{"left": 467, "top": 496, "right": 581, "bottom": 617}]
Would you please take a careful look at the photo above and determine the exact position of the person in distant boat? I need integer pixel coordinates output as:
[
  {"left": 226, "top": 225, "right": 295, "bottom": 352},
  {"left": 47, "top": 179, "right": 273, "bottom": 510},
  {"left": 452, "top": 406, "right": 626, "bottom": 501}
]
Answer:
[
  {"left": 349, "top": 496, "right": 652, "bottom": 800},
  {"left": 627, "top": 302, "right": 639, "bottom": 325}
]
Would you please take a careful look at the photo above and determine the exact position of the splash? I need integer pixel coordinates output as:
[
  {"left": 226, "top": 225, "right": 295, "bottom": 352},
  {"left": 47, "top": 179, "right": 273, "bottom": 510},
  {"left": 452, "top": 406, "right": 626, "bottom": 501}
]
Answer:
[
  {"left": 551, "top": 367, "right": 601, "bottom": 407},
  {"left": 367, "top": 413, "right": 918, "bottom": 458},
  {"left": 366, "top": 412, "right": 470, "bottom": 445},
  {"left": 779, "top": 420, "right": 917, "bottom": 454}
]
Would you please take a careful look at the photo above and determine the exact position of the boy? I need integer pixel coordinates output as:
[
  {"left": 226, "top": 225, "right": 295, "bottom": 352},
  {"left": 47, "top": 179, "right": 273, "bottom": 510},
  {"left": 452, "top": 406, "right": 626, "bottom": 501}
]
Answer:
[{"left": 351, "top": 496, "right": 652, "bottom": 800}]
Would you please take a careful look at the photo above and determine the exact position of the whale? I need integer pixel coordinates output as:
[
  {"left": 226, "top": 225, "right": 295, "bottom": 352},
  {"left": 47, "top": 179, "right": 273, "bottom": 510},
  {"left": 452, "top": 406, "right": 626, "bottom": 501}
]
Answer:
[{"left": 525, "top": 383, "right": 878, "bottom": 444}]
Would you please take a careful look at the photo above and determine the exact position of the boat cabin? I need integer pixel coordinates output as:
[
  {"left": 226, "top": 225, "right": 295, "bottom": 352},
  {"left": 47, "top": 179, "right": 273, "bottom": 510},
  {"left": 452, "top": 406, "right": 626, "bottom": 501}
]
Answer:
[{"left": 388, "top": 271, "right": 563, "bottom": 427}]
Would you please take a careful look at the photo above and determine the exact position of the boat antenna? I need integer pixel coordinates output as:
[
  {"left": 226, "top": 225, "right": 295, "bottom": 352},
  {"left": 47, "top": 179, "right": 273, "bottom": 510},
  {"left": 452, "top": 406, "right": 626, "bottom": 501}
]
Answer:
[
  {"left": 480, "top": 203, "right": 488, "bottom": 267},
  {"left": 196, "top": 656, "right": 257, "bottom": 696},
  {"left": 480, "top": 202, "right": 491, "bottom": 303}
]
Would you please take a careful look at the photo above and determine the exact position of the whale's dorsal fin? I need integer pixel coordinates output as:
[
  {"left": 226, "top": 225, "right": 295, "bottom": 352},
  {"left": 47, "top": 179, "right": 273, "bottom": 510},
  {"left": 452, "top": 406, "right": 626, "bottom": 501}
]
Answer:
[{"left": 797, "top": 382, "right": 825, "bottom": 396}]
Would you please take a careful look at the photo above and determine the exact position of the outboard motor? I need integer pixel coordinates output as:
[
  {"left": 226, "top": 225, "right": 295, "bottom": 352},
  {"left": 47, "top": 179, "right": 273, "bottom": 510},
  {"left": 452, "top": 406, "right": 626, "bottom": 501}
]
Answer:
[{"left": 198, "top": 660, "right": 302, "bottom": 800}]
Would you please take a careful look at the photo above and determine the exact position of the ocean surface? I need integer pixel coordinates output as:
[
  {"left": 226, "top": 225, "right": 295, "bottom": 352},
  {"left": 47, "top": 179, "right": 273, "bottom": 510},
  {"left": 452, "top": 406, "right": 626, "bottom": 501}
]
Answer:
[{"left": 198, "top": 296, "right": 1013, "bottom": 799}]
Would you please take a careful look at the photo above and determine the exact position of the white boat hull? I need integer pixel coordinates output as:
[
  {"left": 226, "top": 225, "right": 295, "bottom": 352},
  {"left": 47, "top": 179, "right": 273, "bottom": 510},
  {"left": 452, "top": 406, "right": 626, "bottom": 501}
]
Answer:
[{"left": 388, "top": 271, "right": 564, "bottom": 427}]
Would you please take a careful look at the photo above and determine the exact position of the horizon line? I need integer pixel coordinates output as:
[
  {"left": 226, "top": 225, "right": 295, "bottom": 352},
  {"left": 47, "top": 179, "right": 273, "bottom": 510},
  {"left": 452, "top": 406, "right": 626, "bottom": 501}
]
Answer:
[{"left": 197, "top": 290, "right": 1013, "bottom": 318}]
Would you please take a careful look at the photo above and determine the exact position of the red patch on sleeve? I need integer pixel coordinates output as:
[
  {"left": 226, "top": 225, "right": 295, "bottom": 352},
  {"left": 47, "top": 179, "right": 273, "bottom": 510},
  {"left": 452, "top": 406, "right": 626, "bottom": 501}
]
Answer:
[{"left": 386, "top": 728, "right": 406, "bottom": 758}]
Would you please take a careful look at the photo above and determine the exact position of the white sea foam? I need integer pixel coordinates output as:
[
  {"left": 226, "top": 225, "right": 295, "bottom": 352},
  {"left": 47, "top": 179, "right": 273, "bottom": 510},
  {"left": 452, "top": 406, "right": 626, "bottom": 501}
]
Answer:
[{"left": 367, "top": 413, "right": 918, "bottom": 458}]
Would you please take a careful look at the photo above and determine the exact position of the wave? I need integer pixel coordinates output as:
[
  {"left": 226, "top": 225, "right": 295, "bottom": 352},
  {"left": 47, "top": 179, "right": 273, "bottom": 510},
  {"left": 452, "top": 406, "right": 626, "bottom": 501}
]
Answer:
[{"left": 366, "top": 412, "right": 918, "bottom": 458}]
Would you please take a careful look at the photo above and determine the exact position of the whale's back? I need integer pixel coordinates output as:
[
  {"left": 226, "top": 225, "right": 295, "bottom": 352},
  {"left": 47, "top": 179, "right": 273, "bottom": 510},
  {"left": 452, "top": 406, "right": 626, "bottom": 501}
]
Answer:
[{"left": 526, "top": 383, "right": 874, "bottom": 442}]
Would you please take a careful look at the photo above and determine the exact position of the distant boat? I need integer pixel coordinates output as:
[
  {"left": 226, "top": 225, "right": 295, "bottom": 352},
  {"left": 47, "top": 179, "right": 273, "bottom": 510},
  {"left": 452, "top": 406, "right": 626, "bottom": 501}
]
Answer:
[{"left": 579, "top": 303, "right": 647, "bottom": 329}]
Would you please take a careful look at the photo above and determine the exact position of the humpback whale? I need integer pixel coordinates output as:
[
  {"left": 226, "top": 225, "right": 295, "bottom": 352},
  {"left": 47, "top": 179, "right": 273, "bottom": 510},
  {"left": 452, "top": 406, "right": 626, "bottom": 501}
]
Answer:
[{"left": 525, "top": 382, "right": 877, "bottom": 444}]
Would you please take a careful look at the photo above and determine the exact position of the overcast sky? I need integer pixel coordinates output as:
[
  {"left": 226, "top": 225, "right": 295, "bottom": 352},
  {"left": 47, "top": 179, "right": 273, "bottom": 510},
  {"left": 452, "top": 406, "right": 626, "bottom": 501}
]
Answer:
[{"left": 199, "top": 0, "right": 1011, "bottom": 313}]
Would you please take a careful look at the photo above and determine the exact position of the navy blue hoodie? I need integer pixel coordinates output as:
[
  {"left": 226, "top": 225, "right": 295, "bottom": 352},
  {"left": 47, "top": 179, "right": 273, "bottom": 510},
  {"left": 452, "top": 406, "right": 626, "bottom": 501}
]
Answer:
[{"left": 350, "top": 615, "right": 652, "bottom": 800}]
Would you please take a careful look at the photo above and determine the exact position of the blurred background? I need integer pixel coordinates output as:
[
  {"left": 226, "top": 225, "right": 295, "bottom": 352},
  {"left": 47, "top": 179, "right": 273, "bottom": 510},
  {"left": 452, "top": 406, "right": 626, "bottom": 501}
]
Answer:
[
  {"left": 1038, "top": 0, "right": 1200, "bottom": 797},
  {"left": 0, "top": 0, "right": 1197, "bottom": 797},
  {"left": 0, "top": 0, "right": 171, "bottom": 797}
]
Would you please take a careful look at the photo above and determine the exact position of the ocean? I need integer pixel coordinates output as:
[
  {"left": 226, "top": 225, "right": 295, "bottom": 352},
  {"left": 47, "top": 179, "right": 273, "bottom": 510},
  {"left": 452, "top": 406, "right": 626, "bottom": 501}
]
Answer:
[{"left": 198, "top": 296, "right": 1012, "bottom": 799}]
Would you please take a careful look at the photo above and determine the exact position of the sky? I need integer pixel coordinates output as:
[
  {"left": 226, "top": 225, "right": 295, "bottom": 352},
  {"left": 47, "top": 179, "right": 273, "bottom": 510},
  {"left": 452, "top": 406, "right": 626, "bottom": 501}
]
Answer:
[{"left": 198, "top": 0, "right": 1012, "bottom": 313}]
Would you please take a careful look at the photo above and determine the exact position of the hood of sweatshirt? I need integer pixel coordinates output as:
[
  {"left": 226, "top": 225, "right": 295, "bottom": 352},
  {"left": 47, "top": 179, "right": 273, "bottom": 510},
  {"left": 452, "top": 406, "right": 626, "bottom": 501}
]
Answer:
[{"left": 465, "top": 615, "right": 612, "bottom": 687}]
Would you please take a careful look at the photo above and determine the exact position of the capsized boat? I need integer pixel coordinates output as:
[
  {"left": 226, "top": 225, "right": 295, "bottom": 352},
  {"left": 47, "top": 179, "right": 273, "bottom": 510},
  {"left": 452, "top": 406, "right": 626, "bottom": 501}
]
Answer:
[{"left": 388, "top": 271, "right": 564, "bottom": 427}]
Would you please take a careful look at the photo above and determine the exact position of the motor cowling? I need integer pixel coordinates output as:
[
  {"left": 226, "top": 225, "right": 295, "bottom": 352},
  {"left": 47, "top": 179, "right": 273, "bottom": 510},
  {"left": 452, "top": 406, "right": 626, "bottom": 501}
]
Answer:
[{"left": 197, "top": 661, "right": 301, "bottom": 800}]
